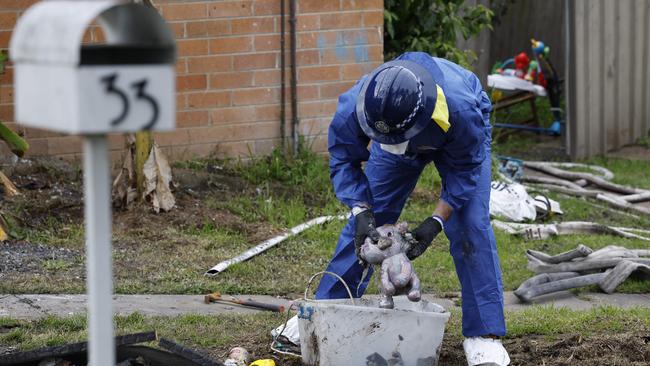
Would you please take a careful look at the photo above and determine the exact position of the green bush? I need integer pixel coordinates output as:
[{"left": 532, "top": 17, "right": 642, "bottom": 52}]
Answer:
[{"left": 384, "top": 0, "right": 493, "bottom": 67}]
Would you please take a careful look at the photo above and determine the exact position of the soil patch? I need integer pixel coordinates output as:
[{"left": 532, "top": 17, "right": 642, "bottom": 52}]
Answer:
[{"left": 206, "top": 332, "right": 650, "bottom": 366}]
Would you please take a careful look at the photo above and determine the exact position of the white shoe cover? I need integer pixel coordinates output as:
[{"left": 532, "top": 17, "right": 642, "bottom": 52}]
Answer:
[
  {"left": 271, "top": 315, "right": 300, "bottom": 345},
  {"left": 463, "top": 337, "right": 510, "bottom": 366}
]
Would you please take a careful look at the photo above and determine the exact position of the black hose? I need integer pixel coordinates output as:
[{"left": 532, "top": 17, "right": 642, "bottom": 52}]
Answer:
[{"left": 289, "top": 0, "right": 298, "bottom": 155}]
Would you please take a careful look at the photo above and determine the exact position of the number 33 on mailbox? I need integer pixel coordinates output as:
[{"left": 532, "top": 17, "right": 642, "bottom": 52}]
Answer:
[{"left": 10, "top": 0, "right": 176, "bottom": 134}]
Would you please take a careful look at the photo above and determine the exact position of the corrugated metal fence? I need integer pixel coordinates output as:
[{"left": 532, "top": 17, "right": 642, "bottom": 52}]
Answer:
[{"left": 567, "top": 0, "right": 650, "bottom": 159}]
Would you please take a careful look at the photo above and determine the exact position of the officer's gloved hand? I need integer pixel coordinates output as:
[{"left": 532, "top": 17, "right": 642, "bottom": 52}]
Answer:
[
  {"left": 353, "top": 209, "right": 380, "bottom": 262},
  {"left": 407, "top": 216, "right": 443, "bottom": 260}
]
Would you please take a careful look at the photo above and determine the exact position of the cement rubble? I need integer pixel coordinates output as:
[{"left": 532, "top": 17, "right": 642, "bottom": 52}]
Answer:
[{"left": 0, "top": 291, "right": 648, "bottom": 320}]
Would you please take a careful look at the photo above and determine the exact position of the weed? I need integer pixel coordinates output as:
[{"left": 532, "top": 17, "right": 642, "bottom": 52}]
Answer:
[{"left": 43, "top": 259, "right": 71, "bottom": 272}]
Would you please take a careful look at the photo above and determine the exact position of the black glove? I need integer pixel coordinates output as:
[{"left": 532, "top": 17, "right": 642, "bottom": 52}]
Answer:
[
  {"left": 354, "top": 209, "right": 380, "bottom": 261},
  {"left": 406, "top": 217, "right": 443, "bottom": 260}
]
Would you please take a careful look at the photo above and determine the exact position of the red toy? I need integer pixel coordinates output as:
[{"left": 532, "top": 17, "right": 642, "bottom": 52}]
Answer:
[{"left": 513, "top": 52, "right": 530, "bottom": 79}]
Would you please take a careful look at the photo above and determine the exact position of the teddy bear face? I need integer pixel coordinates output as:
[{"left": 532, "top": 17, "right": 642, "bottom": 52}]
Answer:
[{"left": 360, "top": 222, "right": 409, "bottom": 264}]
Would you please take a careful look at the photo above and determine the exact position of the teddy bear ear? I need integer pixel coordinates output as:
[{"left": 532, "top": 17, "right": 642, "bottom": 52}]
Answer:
[{"left": 397, "top": 221, "right": 409, "bottom": 233}]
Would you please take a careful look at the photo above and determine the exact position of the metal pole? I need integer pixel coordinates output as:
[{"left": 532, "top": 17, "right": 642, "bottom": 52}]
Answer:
[{"left": 83, "top": 135, "right": 114, "bottom": 366}]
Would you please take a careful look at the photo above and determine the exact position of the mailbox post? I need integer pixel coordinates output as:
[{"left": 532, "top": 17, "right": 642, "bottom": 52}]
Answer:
[{"left": 10, "top": 1, "right": 176, "bottom": 365}]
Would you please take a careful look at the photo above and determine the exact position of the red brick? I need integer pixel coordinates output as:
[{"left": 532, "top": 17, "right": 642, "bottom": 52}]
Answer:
[
  {"left": 0, "top": 31, "right": 12, "bottom": 49},
  {"left": 186, "top": 19, "right": 232, "bottom": 38},
  {"left": 253, "top": 69, "right": 280, "bottom": 86},
  {"left": 94, "top": 27, "right": 106, "bottom": 43},
  {"left": 187, "top": 55, "right": 232, "bottom": 73},
  {"left": 341, "top": 0, "right": 383, "bottom": 11},
  {"left": 24, "top": 127, "right": 61, "bottom": 139},
  {"left": 367, "top": 44, "right": 384, "bottom": 62},
  {"left": 188, "top": 122, "right": 280, "bottom": 144},
  {"left": 210, "top": 105, "right": 280, "bottom": 124},
  {"left": 308, "top": 134, "right": 328, "bottom": 152},
  {"left": 176, "top": 111, "right": 210, "bottom": 128},
  {"left": 299, "top": 100, "right": 338, "bottom": 118},
  {"left": 321, "top": 47, "right": 356, "bottom": 64},
  {"left": 209, "top": 36, "right": 253, "bottom": 54},
  {"left": 177, "top": 39, "right": 209, "bottom": 56},
  {"left": 342, "top": 62, "right": 379, "bottom": 79},
  {"left": 162, "top": 3, "right": 207, "bottom": 21},
  {"left": 176, "top": 58, "right": 187, "bottom": 74},
  {"left": 320, "top": 13, "right": 359, "bottom": 29},
  {"left": 82, "top": 28, "right": 93, "bottom": 44},
  {"left": 319, "top": 81, "right": 355, "bottom": 99},
  {"left": 177, "top": 74, "right": 207, "bottom": 91},
  {"left": 24, "top": 138, "right": 48, "bottom": 156},
  {"left": 298, "top": 31, "right": 337, "bottom": 49},
  {"left": 299, "top": 0, "right": 340, "bottom": 13},
  {"left": 210, "top": 106, "right": 257, "bottom": 124},
  {"left": 209, "top": 71, "right": 254, "bottom": 89},
  {"left": 0, "top": 67, "right": 12, "bottom": 85},
  {"left": 167, "top": 22, "right": 186, "bottom": 38},
  {"left": 107, "top": 134, "right": 127, "bottom": 150},
  {"left": 293, "top": 85, "right": 319, "bottom": 100},
  {"left": 298, "top": 118, "right": 330, "bottom": 135},
  {"left": 153, "top": 130, "right": 191, "bottom": 147},
  {"left": 187, "top": 91, "right": 232, "bottom": 109},
  {"left": 254, "top": 104, "right": 282, "bottom": 121},
  {"left": 1, "top": 0, "right": 38, "bottom": 10},
  {"left": 0, "top": 104, "right": 12, "bottom": 120},
  {"left": 363, "top": 10, "right": 384, "bottom": 27},
  {"left": 177, "top": 110, "right": 210, "bottom": 128},
  {"left": 254, "top": 138, "right": 281, "bottom": 155},
  {"left": 254, "top": 34, "right": 279, "bottom": 51},
  {"left": 0, "top": 85, "right": 13, "bottom": 105},
  {"left": 292, "top": 50, "right": 320, "bottom": 66},
  {"left": 253, "top": 0, "right": 280, "bottom": 15},
  {"left": 232, "top": 88, "right": 278, "bottom": 106},
  {"left": 209, "top": 2, "right": 253, "bottom": 18},
  {"left": 296, "top": 14, "right": 320, "bottom": 31},
  {"left": 0, "top": 12, "right": 18, "bottom": 30},
  {"left": 232, "top": 17, "right": 275, "bottom": 34},
  {"left": 299, "top": 65, "right": 340, "bottom": 82},
  {"left": 48, "top": 136, "right": 82, "bottom": 155},
  {"left": 233, "top": 53, "right": 277, "bottom": 71},
  {"left": 176, "top": 94, "right": 187, "bottom": 110}
]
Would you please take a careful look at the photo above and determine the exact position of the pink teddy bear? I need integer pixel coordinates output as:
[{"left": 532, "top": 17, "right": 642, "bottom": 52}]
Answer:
[{"left": 359, "top": 222, "right": 422, "bottom": 309}]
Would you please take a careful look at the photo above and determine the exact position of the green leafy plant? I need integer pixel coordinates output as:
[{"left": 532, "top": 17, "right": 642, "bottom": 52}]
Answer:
[
  {"left": 0, "top": 51, "right": 28, "bottom": 157},
  {"left": 384, "top": 0, "right": 494, "bottom": 67}
]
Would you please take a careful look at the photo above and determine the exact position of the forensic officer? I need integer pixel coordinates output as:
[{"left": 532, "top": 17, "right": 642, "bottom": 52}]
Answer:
[{"left": 273, "top": 52, "right": 510, "bottom": 365}]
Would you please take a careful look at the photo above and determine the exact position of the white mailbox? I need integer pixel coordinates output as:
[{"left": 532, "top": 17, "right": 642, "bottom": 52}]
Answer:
[{"left": 10, "top": 0, "right": 176, "bottom": 134}]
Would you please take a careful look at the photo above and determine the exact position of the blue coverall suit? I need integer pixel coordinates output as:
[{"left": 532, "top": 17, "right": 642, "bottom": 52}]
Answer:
[{"left": 314, "top": 52, "right": 506, "bottom": 337}]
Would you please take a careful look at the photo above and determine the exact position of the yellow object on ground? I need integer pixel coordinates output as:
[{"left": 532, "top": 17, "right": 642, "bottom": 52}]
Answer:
[{"left": 249, "top": 360, "right": 275, "bottom": 366}]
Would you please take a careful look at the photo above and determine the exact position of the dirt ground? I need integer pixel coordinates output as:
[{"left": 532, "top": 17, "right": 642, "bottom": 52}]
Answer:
[
  {"left": 202, "top": 333, "right": 650, "bottom": 366},
  {"left": 0, "top": 157, "right": 282, "bottom": 289}
]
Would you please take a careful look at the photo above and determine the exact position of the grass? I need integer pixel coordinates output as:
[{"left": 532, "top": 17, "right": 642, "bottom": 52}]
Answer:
[
  {"left": 3, "top": 136, "right": 650, "bottom": 295},
  {"left": 1, "top": 306, "right": 648, "bottom": 359}
]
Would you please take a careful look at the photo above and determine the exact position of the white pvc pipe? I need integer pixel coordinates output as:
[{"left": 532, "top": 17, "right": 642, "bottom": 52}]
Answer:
[
  {"left": 205, "top": 214, "right": 348, "bottom": 276},
  {"left": 83, "top": 136, "right": 114, "bottom": 366}
]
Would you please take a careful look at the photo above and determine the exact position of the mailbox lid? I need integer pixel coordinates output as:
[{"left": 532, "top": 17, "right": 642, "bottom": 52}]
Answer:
[{"left": 10, "top": 0, "right": 176, "bottom": 66}]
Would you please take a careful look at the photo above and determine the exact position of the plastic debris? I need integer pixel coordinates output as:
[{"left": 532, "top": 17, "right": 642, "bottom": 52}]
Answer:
[{"left": 489, "top": 181, "right": 562, "bottom": 222}]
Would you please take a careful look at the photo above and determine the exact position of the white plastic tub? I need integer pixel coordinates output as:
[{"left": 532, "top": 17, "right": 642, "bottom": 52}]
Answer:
[{"left": 297, "top": 295, "right": 450, "bottom": 366}]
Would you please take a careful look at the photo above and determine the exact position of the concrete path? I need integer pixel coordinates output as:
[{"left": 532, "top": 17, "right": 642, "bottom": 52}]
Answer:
[{"left": 1, "top": 291, "right": 648, "bottom": 319}]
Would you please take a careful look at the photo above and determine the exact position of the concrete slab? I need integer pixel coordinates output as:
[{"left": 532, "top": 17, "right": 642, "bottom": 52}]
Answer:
[{"left": 0, "top": 292, "right": 647, "bottom": 320}]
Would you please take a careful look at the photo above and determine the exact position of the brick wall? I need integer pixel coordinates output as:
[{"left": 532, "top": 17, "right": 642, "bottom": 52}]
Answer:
[{"left": 0, "top": 0, "right": 384, "bottom": 161}]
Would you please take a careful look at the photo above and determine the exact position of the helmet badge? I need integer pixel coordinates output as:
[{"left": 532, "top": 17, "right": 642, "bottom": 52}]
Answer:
[{"left": 374, "top": 121, "right": 390, "bottom": 134}]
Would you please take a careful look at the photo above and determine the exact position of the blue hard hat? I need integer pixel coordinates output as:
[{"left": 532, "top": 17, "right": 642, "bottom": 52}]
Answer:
[{"left": 356, "top": 60, "right": 438, "bottom": 144}]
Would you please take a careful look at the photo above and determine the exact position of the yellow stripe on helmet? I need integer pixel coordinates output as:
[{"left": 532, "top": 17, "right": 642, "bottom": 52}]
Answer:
[{"left": 431, "top": 85, "right": 450, "bottom": 132}]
